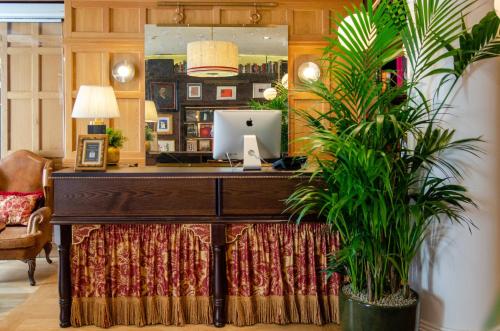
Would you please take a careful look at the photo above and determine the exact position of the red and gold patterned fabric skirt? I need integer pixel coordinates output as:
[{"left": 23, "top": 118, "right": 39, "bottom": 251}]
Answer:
[{"left": 70, "top": 223, "right": 340, "bottom": 328}]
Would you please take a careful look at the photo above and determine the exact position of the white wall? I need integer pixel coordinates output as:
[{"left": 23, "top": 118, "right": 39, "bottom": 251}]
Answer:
[{"left": 410, "top": 1, "right": 500, "bottom": 331}]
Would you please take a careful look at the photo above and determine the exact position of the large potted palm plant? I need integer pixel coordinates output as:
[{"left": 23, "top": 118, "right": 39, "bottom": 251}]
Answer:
[{"left": 286, "top": 1, "right": 499, "bottom": 330}]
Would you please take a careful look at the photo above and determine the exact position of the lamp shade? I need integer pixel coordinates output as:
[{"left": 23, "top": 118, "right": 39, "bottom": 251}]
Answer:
[
  {"left": 72, "top": 85, "right": 120, "bottom": 119},
  {"left": 145, "top": 100, "right": 158, "bottom": 123},
  {"left": 187, "top": 40, "right": 239, "bottom": 77}
]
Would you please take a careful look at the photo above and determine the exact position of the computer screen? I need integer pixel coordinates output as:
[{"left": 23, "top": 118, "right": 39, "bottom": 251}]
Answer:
[{"left": 213, "top": 109, "right": 281, "bottom": 161}]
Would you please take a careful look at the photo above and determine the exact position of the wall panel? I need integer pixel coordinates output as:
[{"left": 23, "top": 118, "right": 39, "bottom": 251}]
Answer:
[
  {"left": 8, "top": 99, "right": 33, "bottom": 151},
  {"left": 73, "top": 7, "right": 105, "bottom": 33},
  {"left": 0, "top": 22, "right": 64, "bottom": 159},
  {"left": 110, "top": 8, "right": 141, "bottom": 33}
]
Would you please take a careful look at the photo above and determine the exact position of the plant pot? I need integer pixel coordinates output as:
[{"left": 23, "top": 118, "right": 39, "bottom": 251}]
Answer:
[
  {"left": 340, "top": 287, "right": 419, "bottom": 331},
  {"left": 145, "top": 141, "right": 151, "bottom": 153},
  {"left": 107, "top": 146, "right": 120, "bottom": 165}
]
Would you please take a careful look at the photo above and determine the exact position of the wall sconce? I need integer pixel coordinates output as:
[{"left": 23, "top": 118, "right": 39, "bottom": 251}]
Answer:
[
  {"left": 298, "top": 62, "right": 321, "bottom": 83},
  {"left": 495, "top": 0, "right": 500, "bottom": 17},
  {"left": 263, "top": 87, "right": 277, "bottom": 101},
  {"left": 112, "top": 60, "right": 135, "bottom": 83}
]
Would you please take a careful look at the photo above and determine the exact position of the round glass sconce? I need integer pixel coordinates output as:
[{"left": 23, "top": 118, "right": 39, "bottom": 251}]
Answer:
[
  {"left": 112, "top": 60, "right": 135, "bottom": 83},
  {"left": 298, "top": 62, "right": 321, "bottom": 83},
  {"left": 495, "top": 0, "right": 500, "bottom": 17},
  {"left": 263, "top": 87, "right": 278, "bottom": 101}
]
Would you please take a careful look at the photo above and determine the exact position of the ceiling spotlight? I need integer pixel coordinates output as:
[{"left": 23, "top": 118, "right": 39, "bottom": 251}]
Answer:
[{"left": 263, "top": 36, "right": 271, "bottom": 40}]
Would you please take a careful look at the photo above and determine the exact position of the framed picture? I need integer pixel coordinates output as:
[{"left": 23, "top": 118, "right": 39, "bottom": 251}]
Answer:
[
  {"left": 198, "top": 110, "right": 213, "bottom": 122},
  {"left": 186, "top": 123, "right": 198, "bottom": 137},
  {"left": 186, "top": 139, "right": 197, "bottom": 152},
  {"left": 252, "top": 83, "right": 272, "bottom": 98},
  {"left": 198, "top": 123, "right": 213, "bottom": 138},
  {"left": 216, "top": 86, "right": 237, "bottom": 100},
  {"left": 185, "top": 109, "right": 198, "bottom": 122},
  {"left": 158, "top": 139, "right": 175, "bottom": 152},
  {"left": 198, "top": 139, "right": 212, "bottom": 152},
  {"left": 157, "top": 115, "right": 173, "bottom": 134},
  {"left": 75, "top": 134, "right": 108, "bottom": 171},
  {"left": 150, "top": 81, "right": 177, "bottom": 110},
  {"left": 187, "top": 83, "right": 202, "bottom": 100}
]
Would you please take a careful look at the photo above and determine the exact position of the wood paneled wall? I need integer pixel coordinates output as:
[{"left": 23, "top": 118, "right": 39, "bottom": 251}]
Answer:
[
  {"left": 0, "top": 22, "right": 64, "bottom": 160},
  {"left": 64, "top": 0, "right": 354, "bottom": 165}
]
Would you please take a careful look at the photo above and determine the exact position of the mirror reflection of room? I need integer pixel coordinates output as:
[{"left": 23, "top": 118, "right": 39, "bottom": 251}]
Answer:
[{"left": 144, "top": 25, "right": 288, "bottom": 165}]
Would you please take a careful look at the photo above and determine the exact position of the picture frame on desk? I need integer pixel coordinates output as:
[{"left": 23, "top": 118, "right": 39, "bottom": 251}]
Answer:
[
  {"left": 186, "top": 83, "right": 202, "bottom": 100},
  {"left": 252, "top": 83, "right": 272, "bottom": 99},
  {"left": 75, "top": 134, "right": 108, "bottom": 171},
  {"left": 150, "top": 81, "right": 177, "bottom": 111},
  {"left": 158, "top": 139, "right": 175, "bottom": 152},
  {"left": 157, "top": 115, "right": 173, "bottom": 134}
]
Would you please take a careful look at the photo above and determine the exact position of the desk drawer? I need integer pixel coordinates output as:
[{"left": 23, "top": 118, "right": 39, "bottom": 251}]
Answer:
[
  {"left": 54, "top": 178, "right": 216, "bottom": 217},
  {"left": 222, "top": 178, "right": 302, "bottom": 216}
]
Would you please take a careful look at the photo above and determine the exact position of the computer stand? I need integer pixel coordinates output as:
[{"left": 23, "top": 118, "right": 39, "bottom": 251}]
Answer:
[{"left": 243, "top": 135, "right": 261, "bottom": 171}]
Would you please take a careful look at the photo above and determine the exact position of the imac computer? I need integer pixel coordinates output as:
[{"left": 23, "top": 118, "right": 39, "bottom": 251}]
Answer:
[{"left": 213, "top": 109, "right": 281, "bottom": 170}]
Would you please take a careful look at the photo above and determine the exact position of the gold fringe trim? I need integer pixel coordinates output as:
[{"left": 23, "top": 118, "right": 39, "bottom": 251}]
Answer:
[
  {"left": 71, "top": 296, "right": 213, "bottom": 328},
  {"left": 227, "top": 295, "right": 339, "bottom": 327}
]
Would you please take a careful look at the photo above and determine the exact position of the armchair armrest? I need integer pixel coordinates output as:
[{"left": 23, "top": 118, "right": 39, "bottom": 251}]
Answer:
[{"left": 26, "top": 206, "right": 52, "bottom": 235}]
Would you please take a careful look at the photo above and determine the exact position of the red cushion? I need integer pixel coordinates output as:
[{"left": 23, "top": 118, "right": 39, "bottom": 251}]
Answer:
[{"left": 0, "top": 191, "right": 43, "bottom": 226}]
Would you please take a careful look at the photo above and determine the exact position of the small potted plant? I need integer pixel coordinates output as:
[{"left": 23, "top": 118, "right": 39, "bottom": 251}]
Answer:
[
  {"left": 106, "top": 127, "right": 127, "bottom": 165},
  {"left": 145, "top": 125, "right": 155, "bottom": 153}
]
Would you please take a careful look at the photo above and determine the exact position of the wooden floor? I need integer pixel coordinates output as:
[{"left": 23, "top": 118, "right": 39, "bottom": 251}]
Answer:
[{"left": 0, "top": 258, "right": 341, "bottom": 331}]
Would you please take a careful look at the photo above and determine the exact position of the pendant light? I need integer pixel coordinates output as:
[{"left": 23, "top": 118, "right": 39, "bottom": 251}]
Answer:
[{"left": 187, "top": 27, "right": 239, "bottom": 77}]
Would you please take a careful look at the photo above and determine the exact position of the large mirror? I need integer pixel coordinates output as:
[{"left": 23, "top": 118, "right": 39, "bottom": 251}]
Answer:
[{"left": 144, "top": 25, "right": 288, "bottom": 163}]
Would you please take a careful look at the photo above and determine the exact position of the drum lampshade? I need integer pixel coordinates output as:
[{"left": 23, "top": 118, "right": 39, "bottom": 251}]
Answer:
[{"left": 187, "top": 40, "right": 239, "bottom": 77}]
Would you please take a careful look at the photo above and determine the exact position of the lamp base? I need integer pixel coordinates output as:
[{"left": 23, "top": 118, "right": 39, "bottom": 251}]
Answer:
[{"left": 88, "top": 124, "right": 106, "bottom": 134}]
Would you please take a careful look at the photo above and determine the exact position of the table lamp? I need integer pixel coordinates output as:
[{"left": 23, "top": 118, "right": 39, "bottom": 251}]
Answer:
[
  {"left": 145, "top": 100, "right": 158, "bottom": 124},
  {"left": 72, "top": 85, "right": 120, "bottom": 134}
]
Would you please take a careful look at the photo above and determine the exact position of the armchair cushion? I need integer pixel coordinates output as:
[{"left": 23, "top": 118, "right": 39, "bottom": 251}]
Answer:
[
  {"left": 0, "top": 226, "right": 38, "bottom": 249},
  {"left": 0, "top": 191, "right": 43, "bottom": 226}
]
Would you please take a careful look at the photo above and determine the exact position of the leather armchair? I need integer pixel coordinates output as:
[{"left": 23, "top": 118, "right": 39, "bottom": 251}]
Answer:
[{"left": 0, "top": 150, "right": 53, "bottom": 285}]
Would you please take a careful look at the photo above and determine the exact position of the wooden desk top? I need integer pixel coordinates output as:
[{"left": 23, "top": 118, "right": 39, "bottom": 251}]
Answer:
[{"left": 52, "top": 165, "right": 302, "bottom": 178}]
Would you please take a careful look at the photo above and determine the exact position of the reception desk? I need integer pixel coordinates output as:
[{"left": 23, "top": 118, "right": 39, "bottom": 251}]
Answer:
[{"left": 51, "top": 166, "right": 336, "bottom": 328}]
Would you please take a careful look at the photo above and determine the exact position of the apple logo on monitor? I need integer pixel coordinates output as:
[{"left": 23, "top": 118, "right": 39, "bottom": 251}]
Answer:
[{"left": 246, "top": 118, "right": 253, "bottom": 127}]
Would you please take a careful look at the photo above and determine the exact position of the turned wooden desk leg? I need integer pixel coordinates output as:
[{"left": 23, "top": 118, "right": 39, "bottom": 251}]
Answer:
[
  {"left": 212, "top": 224, "right": 226, "bottom": 327},
  {"left": 55, "top": 224, "right": 72, "bottom": 328}
]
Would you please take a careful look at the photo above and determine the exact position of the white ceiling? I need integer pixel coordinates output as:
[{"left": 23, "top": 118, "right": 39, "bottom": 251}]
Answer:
[{"left": 145, "top": 25, "right": 288, "bottom": 56}]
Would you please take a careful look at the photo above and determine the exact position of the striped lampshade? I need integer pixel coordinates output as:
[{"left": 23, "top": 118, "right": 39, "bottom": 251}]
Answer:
[{"left": 187, "top": 40, "right": 239, "bottom": 77}]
